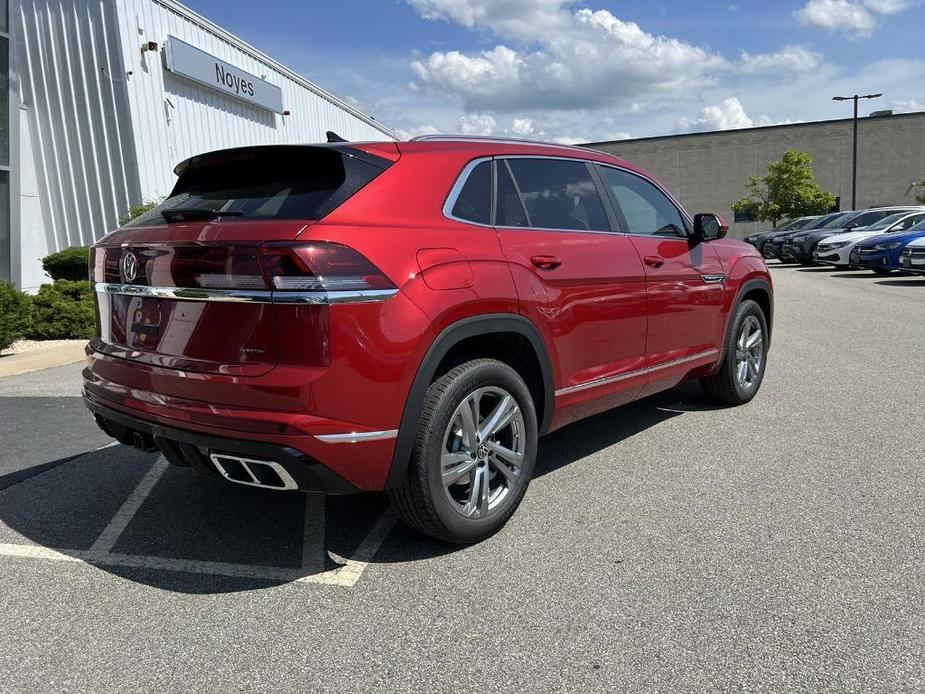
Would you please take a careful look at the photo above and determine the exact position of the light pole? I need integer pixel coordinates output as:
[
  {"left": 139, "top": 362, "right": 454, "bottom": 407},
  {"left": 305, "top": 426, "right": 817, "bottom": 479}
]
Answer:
[{"left": 833, "top": 93, "right": 882, "bottom": 210}]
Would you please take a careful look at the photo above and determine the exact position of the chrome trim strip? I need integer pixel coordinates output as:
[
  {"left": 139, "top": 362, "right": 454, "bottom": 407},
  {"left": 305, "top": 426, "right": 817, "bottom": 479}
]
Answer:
[
  {"left": 97, "top": 284, "right": 273, "bottom": 303},
  {"left": 272, "top": 289, "right": 398, "bottom": 304},
  {"left": 315, "top": 429, "right": 399, "bottom": 444},
  {"left": 555, "top": 349, "right": 720, "bottom": 397},
  {"left": 209, "top": 453, "right": 299, "bottom": 491},
  {"left": 95, "top": 283, "right": 398, "bottom": 305},
  {"left": 701, "top": 274, "right": 727, "bottom": 284}
]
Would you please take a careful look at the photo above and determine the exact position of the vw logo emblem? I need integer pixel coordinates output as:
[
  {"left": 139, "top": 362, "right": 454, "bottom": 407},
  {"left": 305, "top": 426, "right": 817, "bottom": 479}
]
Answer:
[{"left": 122, "top": 252, "right": 138, "bottom": 283}]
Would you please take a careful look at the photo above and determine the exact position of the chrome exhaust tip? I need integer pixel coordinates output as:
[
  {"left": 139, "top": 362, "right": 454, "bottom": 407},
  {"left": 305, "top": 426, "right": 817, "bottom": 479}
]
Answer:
[{"left": 209, "top": 453, "right": 298, "bottom": 491}]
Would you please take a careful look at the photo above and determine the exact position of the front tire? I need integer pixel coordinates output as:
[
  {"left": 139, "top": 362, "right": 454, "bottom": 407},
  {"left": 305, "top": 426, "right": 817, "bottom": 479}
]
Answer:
[
  {"left": 700, "top": 299, "right": 768, "bottom": 405},
  {"left": 390, "top": 359, "right": 538, "bottom": 544}
]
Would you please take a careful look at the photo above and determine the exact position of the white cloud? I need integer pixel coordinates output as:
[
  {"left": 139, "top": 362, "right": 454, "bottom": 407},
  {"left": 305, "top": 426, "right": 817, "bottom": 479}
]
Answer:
[
  {"left": 408, "top": 1, "right": 727, "bottom": 112},
  {"left": 676, "top": 97, "right": 771, "bottom": 133},
  {"left": 458, "top": 113, "right": 498, "bottom": 135},
  {"left": 863, "top": 0, "right": 914, "bottom": 13},
  {"left": 796, "top": 0, "right": 915, "bottom": 37},
  {"left": 740, "top": 46, "right": 823, "bottom": 74}
]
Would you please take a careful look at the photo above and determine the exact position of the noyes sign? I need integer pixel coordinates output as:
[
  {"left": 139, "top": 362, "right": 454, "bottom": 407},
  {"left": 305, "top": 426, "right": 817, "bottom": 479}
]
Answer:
[{"left": 164, "top": 36, "right": 284, "bottom": 114}]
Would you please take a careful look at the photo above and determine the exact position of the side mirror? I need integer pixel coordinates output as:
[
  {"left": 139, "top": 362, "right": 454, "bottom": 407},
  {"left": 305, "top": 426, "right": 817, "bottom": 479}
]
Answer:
[
  {"left": 843, "top": 223, "right": 858, "bottom": 230},
  {"left": 693, "top": 213, "right": 728, "bottom": 243}
]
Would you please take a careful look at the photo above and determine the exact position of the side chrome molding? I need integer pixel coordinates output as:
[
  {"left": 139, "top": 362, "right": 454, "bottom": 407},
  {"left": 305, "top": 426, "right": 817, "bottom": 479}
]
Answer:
[
  {"left": 95, "top": 283, "right": 398, "bottom": 305},
  {"left": 555, "top": 348, "right": 720, "bottom": 397},
  {"left": 701, "top": 274, "right": 727, "bottom": 284},
  {"left": 315, "top": 429, "right": 399, "bottom": 444}
]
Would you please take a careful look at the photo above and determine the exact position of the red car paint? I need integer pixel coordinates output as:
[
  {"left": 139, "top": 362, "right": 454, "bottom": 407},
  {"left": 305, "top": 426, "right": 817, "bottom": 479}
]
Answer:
[{"left": 84, "top": 138, "right": 772, "bottom": 492}]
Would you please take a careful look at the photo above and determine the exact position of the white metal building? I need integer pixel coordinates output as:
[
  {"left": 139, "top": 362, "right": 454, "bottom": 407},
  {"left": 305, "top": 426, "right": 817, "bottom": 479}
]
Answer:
[{"left": 4, "top": 0, "right": 396, "bottom": 290}]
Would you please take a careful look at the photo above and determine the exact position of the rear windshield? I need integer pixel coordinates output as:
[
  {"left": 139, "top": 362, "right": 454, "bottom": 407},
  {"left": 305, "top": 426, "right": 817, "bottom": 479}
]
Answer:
[{"left": 127, "top": 146, "right": 391, "bottom": 227}]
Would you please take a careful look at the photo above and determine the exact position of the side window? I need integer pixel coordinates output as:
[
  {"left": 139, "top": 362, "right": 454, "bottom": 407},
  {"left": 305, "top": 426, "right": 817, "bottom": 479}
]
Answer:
[
  {"left": 899, "top": 214, "right": 925, "bottom": 231},
  {"left": 504, "top": 158, "right": 610, "bottom": 232},
  {"left": 597, "top": 165, "right": 687, "bottom": 237},
  {"left": 450, "top": 160, "right": 492, "bottom": 225},
  {"left": 496, "top": 160, "right": 529, "bottom": 227}
]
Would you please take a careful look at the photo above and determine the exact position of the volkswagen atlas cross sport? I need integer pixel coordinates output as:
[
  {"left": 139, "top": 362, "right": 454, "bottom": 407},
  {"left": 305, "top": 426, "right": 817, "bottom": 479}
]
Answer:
[{"left": 84, "top": 136, "right": 774, "bottom": 544}]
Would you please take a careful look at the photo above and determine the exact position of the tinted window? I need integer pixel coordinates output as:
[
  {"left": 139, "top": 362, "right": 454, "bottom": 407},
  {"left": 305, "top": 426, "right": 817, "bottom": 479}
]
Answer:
[
  {"left": 497, "top": 161, "right": 529, "bottom": 227},
  {"left": 820, "top": 212, "right": 856, "bottom": 228},
  {"left": 597, "top": 166, "right": 686, "bottom": 237},
  {"left": 451, "top": 160, "right": 492, "bottom": 225},
  {"left": 129, "top": 147, "right": 390, "bottom": 226},
  {"left": 504, "top": 159, "right": 610, "bottom": 232},
  {"left": 895, "top": 213, "right": 925, "bottom": 231},
  {"left": 847, "top": 210, "right": 896, "bottom": 227},
  {"left": 864, "top": 212, "right": 906, "bottom": 231}
]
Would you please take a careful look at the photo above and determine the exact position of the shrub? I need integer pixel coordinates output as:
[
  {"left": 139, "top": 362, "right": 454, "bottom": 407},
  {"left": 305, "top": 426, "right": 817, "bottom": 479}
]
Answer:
[
  {"left": 0, "top": 281, "right": 32, "bottom": 351},
  {"left": 27, "top": 280, "right": 95, "bottom": 340},
  {"left": 42, "top": 246, "right": 91, "bottom": 281}
]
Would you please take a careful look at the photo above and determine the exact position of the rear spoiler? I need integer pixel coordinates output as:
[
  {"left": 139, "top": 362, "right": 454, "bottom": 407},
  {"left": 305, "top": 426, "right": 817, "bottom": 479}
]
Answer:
[{"left": 173, "top": 143, "right": 400, "bottom": 178}]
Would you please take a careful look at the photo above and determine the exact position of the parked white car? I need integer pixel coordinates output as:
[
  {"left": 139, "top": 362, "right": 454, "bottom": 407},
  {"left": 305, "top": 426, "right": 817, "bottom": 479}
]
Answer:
[
  {"left": 899, "top": 236, "right": 925, "bottom": 273},
  {"left": 814, "top": 210, "right": 925, "bottom": 267}
]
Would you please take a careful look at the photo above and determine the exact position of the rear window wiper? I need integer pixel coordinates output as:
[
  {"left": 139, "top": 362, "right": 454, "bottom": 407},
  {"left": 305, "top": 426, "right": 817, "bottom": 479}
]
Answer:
[{"left": 161, "top": 208, "right": 244, "bottom": 223}]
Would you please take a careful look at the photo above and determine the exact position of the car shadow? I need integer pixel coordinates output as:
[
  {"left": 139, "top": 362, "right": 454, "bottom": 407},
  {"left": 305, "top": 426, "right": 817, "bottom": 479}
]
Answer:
[
  {"left": 828, "top": 272, "right": 882, "bottom": 279},
  {"left": 875, "top": 277, "right": 925, "bottom": 287},
  {"left": 0, "top": 382, "right": 717, "bottom": 594}
]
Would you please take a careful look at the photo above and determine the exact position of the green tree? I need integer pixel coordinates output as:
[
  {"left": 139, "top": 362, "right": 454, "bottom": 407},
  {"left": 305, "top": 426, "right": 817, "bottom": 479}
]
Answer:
[{"left": 731, "top": 150, "right": 836, "bottom": 229}]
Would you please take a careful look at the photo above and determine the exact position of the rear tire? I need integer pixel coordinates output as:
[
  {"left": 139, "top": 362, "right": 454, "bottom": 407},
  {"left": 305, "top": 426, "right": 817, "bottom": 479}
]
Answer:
[
  {"left": 700, "top": 299, "right": 768, "bottom": 406},
  {"left": 389, "top": 359, "right": 538, "bottom": 544}
]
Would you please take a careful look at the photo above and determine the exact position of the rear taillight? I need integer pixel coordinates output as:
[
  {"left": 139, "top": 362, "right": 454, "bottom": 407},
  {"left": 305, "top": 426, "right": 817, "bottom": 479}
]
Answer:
[
  {"left": 93, "top": 242, "right": 394, "bottom": 296},
  {"left": 261, "top": 243, "right": 395, "bottom": 293}
]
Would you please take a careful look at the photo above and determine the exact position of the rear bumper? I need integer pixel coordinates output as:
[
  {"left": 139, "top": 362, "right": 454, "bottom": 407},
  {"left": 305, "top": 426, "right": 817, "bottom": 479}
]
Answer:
[
  {"left": 83, "top": 346, "right": 405, "bottom": 491},
  {"left": 86, "top": 395, "right": 362, "bottom": 493}
]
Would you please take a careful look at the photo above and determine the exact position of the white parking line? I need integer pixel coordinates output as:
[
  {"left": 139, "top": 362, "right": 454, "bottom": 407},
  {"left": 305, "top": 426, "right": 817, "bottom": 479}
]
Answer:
[
  {"left": 301, "top": 493, "right": 327, "bottom": 574},
  {"left": 88, "top": 459, "right": 169, "bottom": 553},
  {"left": 0, "top": 506, "right": 397, "bottom": 587},
  {"left": 310, "top": 507, "right": 398, "bottom": 587},
  {"left": 1, "top": 452, "right": 399, "bottom": 587}
]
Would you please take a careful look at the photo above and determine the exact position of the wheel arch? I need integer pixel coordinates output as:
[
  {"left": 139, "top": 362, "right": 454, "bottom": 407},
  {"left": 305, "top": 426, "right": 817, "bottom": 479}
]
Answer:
[
  {"left": 385, "top": 314, "right": 555, "bottom": 489},
  {"left": 733, "top": 277, "right": 774, "bottom": 347}
]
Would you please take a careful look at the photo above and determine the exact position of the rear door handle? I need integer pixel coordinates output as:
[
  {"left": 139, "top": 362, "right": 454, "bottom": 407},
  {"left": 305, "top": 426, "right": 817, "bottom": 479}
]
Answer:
[
  {"left": 643, "top": 256, "right": 664, "bottom": 268},
  {"left": 531, "top": 255, "right": 562, "bottom": 270}
]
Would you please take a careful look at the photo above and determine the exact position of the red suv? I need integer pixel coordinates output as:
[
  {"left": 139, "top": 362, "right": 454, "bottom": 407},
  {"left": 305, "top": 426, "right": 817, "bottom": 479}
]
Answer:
[{"left": 84, "top": 136, "right": 773, "bottom": 544}]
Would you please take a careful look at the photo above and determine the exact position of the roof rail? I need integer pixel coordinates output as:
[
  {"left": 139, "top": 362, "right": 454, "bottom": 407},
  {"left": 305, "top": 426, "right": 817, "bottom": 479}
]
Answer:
[{"left": 409, "top": 134, "right": 592, "bottom": 154}]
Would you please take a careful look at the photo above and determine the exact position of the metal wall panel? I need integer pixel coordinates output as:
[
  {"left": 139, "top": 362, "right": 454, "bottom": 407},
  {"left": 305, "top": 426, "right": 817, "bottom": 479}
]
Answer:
[
  {"left": 16, "top": 0, "right": 139, "bottom": 264},
  {"left": 13, "top": 0, "right": 395, "bottom": 288},
  {"left": 115, "top": 0, "right": 395, "bottom": 201}
]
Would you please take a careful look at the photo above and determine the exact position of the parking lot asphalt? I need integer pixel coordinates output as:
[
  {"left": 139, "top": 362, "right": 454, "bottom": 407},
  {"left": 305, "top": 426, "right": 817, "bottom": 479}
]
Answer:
[{"left": 1, "top": 265, "right": 924, "bottom": 693}]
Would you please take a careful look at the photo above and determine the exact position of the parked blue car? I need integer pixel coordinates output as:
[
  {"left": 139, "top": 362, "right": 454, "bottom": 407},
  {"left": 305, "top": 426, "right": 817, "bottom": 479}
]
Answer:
[{"left": 850, "top": 220, "right": 925, "bottom": 274}]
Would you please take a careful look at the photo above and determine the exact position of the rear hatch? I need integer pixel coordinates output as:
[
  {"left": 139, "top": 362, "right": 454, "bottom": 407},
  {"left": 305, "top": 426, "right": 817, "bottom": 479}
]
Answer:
[{"left": 91, "top": 144, "right": 398, "bottom": 376}]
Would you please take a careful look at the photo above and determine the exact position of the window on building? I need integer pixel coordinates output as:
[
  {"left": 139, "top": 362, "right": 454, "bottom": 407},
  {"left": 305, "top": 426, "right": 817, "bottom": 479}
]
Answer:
[
  {"left": 0, "top": 35, "right": 8, "bottom": 168},
  {"left": 734, "top": 208, "right": 756, "bottom": 223},
  {"left": 0, "top": 172, "right": 9, "bottom": 281},
  {"left": 597, "top": 166, "right": 687, "bottom": 237},
  {"left": 503, "top": 158, "right": 610, "bottom": 232},
  {"left": 450, "top": 160, "right": 491, "bottom": 225}
]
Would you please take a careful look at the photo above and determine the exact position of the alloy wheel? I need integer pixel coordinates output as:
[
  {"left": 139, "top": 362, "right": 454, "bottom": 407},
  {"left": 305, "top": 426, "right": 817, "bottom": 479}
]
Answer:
[
  {"left": 735, "top": 315, "right": 764, "bottom": 390},
  {"left": 441, "top": 386, "right": 526, "bottom": 519}
]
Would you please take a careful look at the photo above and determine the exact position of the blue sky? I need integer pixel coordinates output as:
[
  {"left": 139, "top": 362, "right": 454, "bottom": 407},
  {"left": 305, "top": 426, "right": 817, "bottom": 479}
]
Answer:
[{"left": 184, "top": 0, "right": 925, "bottom": 142}]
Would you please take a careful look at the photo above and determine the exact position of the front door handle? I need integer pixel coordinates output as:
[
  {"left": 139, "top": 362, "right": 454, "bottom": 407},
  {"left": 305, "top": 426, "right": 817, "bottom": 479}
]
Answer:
[
  {"left": 643, "top": 256, "right": 665, "bottom": 268},
  {"left": 531, "top": 255, "right": 562, "bottom": 270}
]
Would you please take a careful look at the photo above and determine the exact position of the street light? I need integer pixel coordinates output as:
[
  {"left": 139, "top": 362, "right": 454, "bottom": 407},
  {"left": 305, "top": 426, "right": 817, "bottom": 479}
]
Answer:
[{"left": 833, "top": 93, "right": 882, "bottom": 209}]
